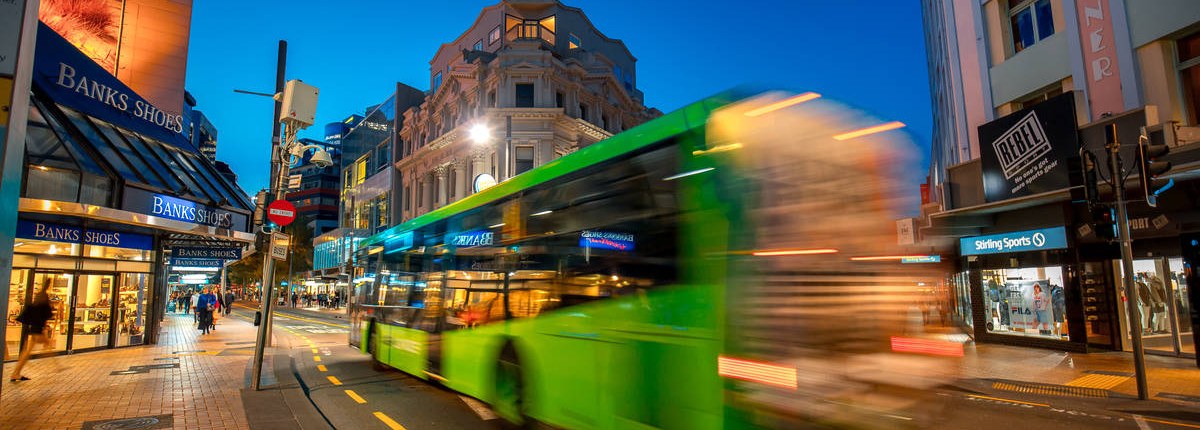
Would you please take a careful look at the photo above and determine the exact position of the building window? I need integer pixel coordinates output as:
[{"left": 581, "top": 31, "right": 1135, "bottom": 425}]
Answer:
[
  {"left": 1008, "top": 0, "right": 1055, "bottom": 54},
  {"left": 448, "top": 166, "right": 457, "bottom": 199},
  {"left": 1178, "top": 31, "right": 1200, "bottom": 125},
  {"left": 515, "top": 83, "right": 535, "bottom": 108},
  {"left": 488, "top": 90, "right": 497, "bottom": 108},
  {"left": 1017, "top": 84, "right": 1063, "bottom": 110},
  {"left": 555, "top": 91, "right": 564, "bottom": 108},
  {"left": 473, "top": 40, "right": 483, "bottom": 51},
  {"left": 515, "top": 146, "right": 534, "bottom": 175},
  {"left": 981, "top": 266, "right": 1068, "bottom": 340},
  {"left": 506, "top": 14, "right": 555, "bottom": 45},
  {"left": 568, "top": 33, "right": 581, "bottom": 49},
  {"left": 599, "top": 114, "right": 607, "bottom": 130},
  {"left": 579, "top": 103, "right": 588, "bottom": 121},
  {"left": 489, "top": 26, "right": 501, "bottom": 44}
]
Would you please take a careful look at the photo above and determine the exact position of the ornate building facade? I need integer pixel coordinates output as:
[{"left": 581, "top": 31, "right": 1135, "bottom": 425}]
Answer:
[{"left": 395, "top": 0, "right": 659, "bottom": 222}]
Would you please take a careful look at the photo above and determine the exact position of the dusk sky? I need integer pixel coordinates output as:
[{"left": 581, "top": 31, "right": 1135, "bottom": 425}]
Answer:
[{"left": 185, "top": 0, "right": 933, "bottom": 194}]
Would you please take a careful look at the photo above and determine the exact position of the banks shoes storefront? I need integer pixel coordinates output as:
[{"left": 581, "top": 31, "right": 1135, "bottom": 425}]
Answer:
[
  {"left": 929, "top": 93, "right": 1200, "bottom": 361},
  {"left": 4, "top": 24, "right": 254, "bottom": 360}
]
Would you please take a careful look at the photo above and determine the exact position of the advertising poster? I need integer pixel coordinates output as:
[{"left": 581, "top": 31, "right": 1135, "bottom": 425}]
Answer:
[
  {"left": 1004, "top": 279, "right": 1056, "bottom": 332},
  {"left": 978, "top": 92, "right": 1078, "bottom": 203}
]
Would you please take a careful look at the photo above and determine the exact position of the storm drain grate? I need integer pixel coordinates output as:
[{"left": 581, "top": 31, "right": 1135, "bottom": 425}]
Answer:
[
  {"left": 81, "top": 414, "right": 173, "bottom": 429},
  {"left": 990, "top": 379, "right": 1110, "bottom": 398}
]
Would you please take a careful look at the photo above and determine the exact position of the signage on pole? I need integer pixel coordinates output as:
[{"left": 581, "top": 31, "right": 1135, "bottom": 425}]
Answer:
[
  {"left": 270, "top": 232, "right": 291, "bottom": 261},
  {"left": 267, "top": 200, "right": 297, "bottom": 227},
  {"left": 287, "top": 174, "right": 302, "bottom": 190}
]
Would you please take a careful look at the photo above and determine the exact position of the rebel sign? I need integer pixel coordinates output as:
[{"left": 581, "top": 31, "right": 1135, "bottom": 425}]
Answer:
[{"left": 267, "top": 200, "right": 297, "bottom": 227}]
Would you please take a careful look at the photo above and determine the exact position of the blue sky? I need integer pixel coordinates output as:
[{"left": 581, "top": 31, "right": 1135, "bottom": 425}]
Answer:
[{"left": 186, "top": 0, "right": 932, "bottom": 194}]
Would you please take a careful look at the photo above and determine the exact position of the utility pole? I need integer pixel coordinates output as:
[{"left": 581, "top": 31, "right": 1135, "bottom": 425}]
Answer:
[
  {"left": 250, "top": 41, "right": 287, "bottom": 391},
  {"left": 1106, "top": 124, "right": 1150, "bottom": 400}
]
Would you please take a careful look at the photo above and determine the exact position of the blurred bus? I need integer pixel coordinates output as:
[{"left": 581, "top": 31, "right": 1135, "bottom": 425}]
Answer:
[{"left": 348, "top": 89, "right": 953, "bottom": 429}]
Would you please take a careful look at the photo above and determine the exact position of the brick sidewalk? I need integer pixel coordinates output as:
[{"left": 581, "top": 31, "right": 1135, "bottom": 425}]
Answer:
[{"left": 1, "top": 312, "right": 258, "bottom": 429}]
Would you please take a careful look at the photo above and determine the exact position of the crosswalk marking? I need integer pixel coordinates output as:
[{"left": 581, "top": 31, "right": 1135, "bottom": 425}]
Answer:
[
  {"left": 327, "top": 375, "right": 343, "bottom": 386},
  {"left": 345, "top": 389, "right": 367, "bottom": 404},
  {"left": 374, "top": 411, "right": 407, "bottom": 430}
]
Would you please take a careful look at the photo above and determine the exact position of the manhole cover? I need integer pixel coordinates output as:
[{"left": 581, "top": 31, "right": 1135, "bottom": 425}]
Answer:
[{"left": 81, "top": 414, "right": 172, "bottom": 430}]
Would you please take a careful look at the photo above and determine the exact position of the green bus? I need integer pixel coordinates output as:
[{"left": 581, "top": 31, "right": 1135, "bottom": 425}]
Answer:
[{"left": 349, "top": 89, "right": 939, "bottom": 429}]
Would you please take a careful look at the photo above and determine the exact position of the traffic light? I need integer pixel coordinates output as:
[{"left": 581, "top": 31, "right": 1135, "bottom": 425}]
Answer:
[
  {"left": 1136, "top": 130, "right": 1173, "bottom": 207},
  {"left": 1091, "top": 204, "right": 1117, "bottom": 242},
  {"left": 1082, "top": 151, "right": 1101, "bottom": 205}
]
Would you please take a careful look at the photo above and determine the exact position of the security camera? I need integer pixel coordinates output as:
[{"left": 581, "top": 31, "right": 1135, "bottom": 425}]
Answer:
[{"left": 310, "top": 150, "right": 334, "bottom": 168}]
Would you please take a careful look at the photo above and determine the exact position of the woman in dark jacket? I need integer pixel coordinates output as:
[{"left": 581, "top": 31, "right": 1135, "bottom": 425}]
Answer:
[{"left": 10, "top": 279, "right": 54, "bottom": 382}]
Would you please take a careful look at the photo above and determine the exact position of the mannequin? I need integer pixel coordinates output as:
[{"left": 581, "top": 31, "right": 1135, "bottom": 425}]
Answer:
[{"left": 1148, "top": 275, "right": 1168, "bottom": 333}]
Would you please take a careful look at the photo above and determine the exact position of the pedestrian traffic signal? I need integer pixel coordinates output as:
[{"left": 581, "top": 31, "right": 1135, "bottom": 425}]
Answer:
[
  {"left": 1092, "top": 204, "right": 1117, "bottom": 242},
  {"left": 1136, "top": 131, "right": 1173, "bottom": 207}
]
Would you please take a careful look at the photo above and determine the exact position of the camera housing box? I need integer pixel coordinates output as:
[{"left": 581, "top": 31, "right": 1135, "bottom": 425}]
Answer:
[{"left": 279, "top": 80, "right": 318, "bottom": 128}]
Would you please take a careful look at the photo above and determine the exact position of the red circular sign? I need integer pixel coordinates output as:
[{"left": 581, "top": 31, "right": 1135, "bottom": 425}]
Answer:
[{"left": 267, "top": 200, "right": 297, "bottom": 227}]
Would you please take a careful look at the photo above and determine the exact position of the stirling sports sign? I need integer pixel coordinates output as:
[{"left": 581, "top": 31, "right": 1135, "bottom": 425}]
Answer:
[{"left": 978, "top": 92, "right": 1078, "bottom": 203}]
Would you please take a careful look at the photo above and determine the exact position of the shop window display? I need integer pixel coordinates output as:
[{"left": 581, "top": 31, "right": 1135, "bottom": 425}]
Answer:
[
  {"left": 982, "top": 266, "right": 1068, "bottom": 340},
  {"left": 1117, "top": 258, "right": 1193, "bottom": 355}
]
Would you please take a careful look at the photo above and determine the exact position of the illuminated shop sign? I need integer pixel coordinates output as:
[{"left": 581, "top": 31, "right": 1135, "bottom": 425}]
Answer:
[
  {"left": 169, "top": 258, "right": 224, "bottom": 268},
  {"left": 451, "top": 230, "right": 494, "bottom": 247},
  {"left": 173, "top": 246, "right": 242, "bottom": 260},
  {"left": 15, "top": 220, "right": 153, "bottom": 250},
  {"left": 901, "top": 255, "right": 941, "bottom": 264},
  {"left": 149, "top": 194, "right": 235, "bottom": 228},
  {"left": 579, "top": 230, "right": 635, "bottom": 251},
  {"left": 33, "top": 23, "right": 193, "bottom": 149},
  {"left": 960, "top": 227, "right": 1068, "bottom": 256},
  {"left": 978, "top": 93, "right": 1076, "bottom": 203}
]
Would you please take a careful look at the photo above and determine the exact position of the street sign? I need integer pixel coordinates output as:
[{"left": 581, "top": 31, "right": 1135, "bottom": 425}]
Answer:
[
  {"left": 267, "top": 200, "right": 297, "bottom": 227},
  {"left": 270, "top": 232, "right": 291, "bottom": 261},
  {"left": 287, "top": 174, "right": 302, "bottom": 190}
]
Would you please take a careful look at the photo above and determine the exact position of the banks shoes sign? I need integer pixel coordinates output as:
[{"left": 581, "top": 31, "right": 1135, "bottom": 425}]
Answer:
[
  {"left": 978, "top": 93, "right": 1078, "bottom": 203},
  {"left": 53, "top": 62, "right": 185, "bottom": 134}
]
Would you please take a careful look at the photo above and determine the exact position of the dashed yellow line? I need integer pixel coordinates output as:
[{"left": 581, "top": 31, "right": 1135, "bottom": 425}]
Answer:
[
  {"left": 312, "top": 348, "right": 319, "bottom": 354},
  {"left": 374, "top": 411, "right": 407, "bottom": 430},
  {"left": 327, "top": 375, "right": 342, "bottom": 386},
  {"left": 1065, "top": 374, "right": 1128, "bottom": 390},
  {"left": 317, "top": 365, "right": 327, "bottom": 372},
  {"left": 313, "top": 356, "right": 321, "bottom": 362},
  {"left": 345, "top": 389, "right": 367, "bottom": 404},
  {"left": 1141, "top": 416, "right": 1200, "bottom": 429}
]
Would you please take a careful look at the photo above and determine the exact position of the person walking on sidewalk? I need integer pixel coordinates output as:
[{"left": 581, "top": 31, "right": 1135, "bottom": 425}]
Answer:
[
  {"left": 196, "top": 287, "right": 217, "bottom": 335},
  {"left": 190, "top": 290, "right": 200, "bottom": 322},
  {"left": 223, "top": 289, "right": 236, "bottom": 315},
  {"left": 9, "top": 279, "right": 54, "bottom": 382}
]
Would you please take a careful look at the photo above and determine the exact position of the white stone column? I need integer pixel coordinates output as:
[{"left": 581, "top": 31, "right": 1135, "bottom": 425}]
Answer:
[
  {"left": 434, "top": 165, "right": 448, "bottom": 208},
  {"left": 454, "top": 159, "right": 469, "bottom": 201}
]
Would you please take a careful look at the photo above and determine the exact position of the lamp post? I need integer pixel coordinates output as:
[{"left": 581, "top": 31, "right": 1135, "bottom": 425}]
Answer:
[{"left": 249, "top": 79, "right": 326, "bottom": 391}]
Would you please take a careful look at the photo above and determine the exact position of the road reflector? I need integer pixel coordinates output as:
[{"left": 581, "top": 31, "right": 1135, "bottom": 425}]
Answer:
[
  {"left": 345, "top": 389, "right": 367, "bottom": 404},
  {"left": 374, "top": 411, "right": 407, "bottom": 430}
]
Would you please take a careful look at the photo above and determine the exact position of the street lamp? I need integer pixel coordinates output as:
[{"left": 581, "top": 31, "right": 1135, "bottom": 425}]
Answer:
[
  {"left": 471, "top": 116, "right": 512, "bottom": 181},
  {"left": 249, "top": 79, "right": 324, "bottom": 391}
]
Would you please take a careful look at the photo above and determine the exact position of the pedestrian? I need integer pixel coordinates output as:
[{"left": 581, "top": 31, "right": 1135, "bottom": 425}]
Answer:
[
  {"left": 223, "top": 289, "right": 236, "bottom": 315},
  {"left": 10, "top": 279, "right": 55, "bottom": 382},
  {"left": 197, "top": 287, "right": 217, "bottom": 335},
  {"left": 180, "top": 291, "right": 190, "bottom": 315},
  {"left": 291, "top": 292, "right": 299, "bottom": 308},
  {"left": 190, "top": 290, "right": 200, "bottom": 323}
]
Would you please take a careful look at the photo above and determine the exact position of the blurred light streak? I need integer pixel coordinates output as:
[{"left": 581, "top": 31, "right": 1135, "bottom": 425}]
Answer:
[
  {"left": 849, "top": 255, "right": 931, "bottom": 261},
  {"left": 744, "top": 92, "right": 821, "bottom": 117},
  {"left": 832, "top": 121, "right": 906, "bottom": 140},
  {"left": 717, "top": 356, "right": 798, "bottom": 389},
  {"left": 751, "top": 248, "right": 838, "bottom": 256},
  {"left": 663, "top": 167, "right": 715, "bottom": 181},
  {"left": 692, "top": 142, "right": 744, "bottom": 156},
  {"left": 889, "top": 336, "right": 965, "bottom": 357}
]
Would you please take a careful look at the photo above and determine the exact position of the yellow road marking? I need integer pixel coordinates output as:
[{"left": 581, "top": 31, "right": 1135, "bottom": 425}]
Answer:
[
  {"left": 313, "top": 356, "right": 321, "bottom": 362},
  {"left": 1065, "top": 374, "right": 1128, "bottom": 390},
  {"left": 312, "top": 348, "right": 319, "bottom": 354},
  {"left": 327, "top": 375, "right": 342, "bottom": 385},
  {"left": 967, "top": 394, "right": 1049, "bottom": 408},
  {"left": 271, "top": 312, "right": 349, "bottom": 329},
  {"left": 345, "top": 389, "right": 367, "bottom": 404},
  {"left": 374, "top": 411, "right": 407, "bottom": 430},
  {"left": 317, "top": 365, "right": 327, "bottom": 372}
]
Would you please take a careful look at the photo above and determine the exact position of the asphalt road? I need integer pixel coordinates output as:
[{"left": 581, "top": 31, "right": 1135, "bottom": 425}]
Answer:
[
  {"left": 234, "top": 306, "right": 1200, "bottom": 430},
  {"left": 230, "top": 305, "right": 499, "bottom": 430}
]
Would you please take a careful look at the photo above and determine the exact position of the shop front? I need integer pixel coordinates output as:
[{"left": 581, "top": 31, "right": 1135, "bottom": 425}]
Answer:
[{"left": 4, "top": 23, "right": 254, "bottom": 361}]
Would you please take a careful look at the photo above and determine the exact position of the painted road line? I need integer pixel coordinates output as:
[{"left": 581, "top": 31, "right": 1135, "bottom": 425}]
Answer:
[
  {"left": 966, "top": 394, "right": 1049, "bottom": 408},
  {"left": 312, "top": 348, "right": 319, "bottom": 354},
  {"left": 374, "top": 411, "right": 407, "bottom": 430},
  {"left": 272, "top": 312, "right": 349, "bottom": 329},
  {"left": 314, "top": 356, "right": 322, "bottom": 362},
  {"left": 1065, "top": 374, "right": 1128, "bottom": 390},
  {"left": 317, "top": 365, "right": 327, "bottom": 372},
  {"left": 327, "top": 375, "right": 343, "bottom": 386},
  {"left": 345, "top": 389, "right": 367, "bottom": 404},
  {"left": 459, "top": 395, "right": 498, "bottom": 420}
]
